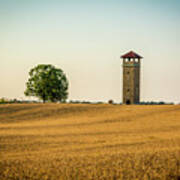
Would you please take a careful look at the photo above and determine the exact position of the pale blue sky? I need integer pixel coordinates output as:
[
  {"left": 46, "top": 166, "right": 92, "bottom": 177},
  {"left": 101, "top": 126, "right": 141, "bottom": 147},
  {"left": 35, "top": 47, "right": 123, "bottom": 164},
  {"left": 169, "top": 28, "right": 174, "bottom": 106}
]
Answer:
[{"left": 0, "top": 0, "right": 180, "bottom": 103}]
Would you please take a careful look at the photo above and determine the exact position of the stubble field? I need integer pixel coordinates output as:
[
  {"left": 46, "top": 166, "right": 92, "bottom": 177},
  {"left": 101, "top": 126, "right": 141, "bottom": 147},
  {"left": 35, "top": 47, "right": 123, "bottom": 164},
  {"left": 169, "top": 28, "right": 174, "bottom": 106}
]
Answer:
[{"left": 0, "top": 103, "right": 180, "bottom": 180}]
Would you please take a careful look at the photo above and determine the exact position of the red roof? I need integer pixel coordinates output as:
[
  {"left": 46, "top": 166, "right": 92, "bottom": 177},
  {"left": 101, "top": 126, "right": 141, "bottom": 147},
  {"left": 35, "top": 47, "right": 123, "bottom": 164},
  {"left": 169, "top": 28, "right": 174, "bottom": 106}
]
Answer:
[{"left": 121, "top": 51, "right": 143, "bottom": 59}]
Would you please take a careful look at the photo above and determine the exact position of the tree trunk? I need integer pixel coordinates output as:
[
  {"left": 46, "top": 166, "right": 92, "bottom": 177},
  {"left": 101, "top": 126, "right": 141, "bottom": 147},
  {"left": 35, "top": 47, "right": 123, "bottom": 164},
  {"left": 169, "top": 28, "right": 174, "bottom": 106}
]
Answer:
[{"left": 42, "top": 96, "right": 46, "bottom": 103}]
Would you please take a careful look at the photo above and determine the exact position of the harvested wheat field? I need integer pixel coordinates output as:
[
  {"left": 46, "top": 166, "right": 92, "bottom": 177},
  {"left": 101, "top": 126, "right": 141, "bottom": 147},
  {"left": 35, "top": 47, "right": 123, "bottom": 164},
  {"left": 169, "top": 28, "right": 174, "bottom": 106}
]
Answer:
[{"left": 0, "top": 104, "right": 180, "bottom": 180}]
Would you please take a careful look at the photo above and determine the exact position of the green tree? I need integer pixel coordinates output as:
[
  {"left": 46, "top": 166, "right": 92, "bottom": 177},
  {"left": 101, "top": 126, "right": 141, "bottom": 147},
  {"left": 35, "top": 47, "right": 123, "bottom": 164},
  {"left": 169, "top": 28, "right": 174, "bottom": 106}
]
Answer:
[{"left": 24, "top": 64, "right": 68, "bottom": 103}]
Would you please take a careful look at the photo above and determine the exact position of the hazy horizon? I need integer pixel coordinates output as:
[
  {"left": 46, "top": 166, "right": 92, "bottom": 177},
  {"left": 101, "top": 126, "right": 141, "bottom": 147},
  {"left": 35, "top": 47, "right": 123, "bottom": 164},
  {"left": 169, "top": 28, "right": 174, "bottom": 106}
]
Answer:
[{"left": 0, "top": 0, "right": 180, "bottom": 103}]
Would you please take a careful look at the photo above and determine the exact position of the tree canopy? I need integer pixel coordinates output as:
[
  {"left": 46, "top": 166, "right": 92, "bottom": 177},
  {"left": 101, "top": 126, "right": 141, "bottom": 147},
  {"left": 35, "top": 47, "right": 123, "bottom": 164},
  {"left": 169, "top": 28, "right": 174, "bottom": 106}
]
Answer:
[{"left": 24, "top": 64, "right": 68, "bottom": 103}]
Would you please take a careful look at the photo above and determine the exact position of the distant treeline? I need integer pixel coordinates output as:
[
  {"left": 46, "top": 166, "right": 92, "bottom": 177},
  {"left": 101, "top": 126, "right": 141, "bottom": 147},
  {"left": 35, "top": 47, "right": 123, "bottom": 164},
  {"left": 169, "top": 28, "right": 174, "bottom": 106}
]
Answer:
[
  {"left": 69, "top": 100, "right": 104, "bottom": 104},
  {"left": 0, "top": 98, "right": 175, "bottom": 105},
  {"left": 139, "top": 101, "right": 174, "bottom": 105},
  {"left": 0, "top": 98, "right": 36, "bottom": 104},
  {"left": 69, "top": 100, "right": 175, "bottom": 105}
]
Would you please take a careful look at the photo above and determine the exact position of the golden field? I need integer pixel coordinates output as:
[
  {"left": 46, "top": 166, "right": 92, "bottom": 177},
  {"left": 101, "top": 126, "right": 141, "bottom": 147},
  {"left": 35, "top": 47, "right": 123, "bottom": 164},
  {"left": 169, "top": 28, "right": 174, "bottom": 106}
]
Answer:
[{"left": 0, "top": 103, "right": 180, "bottom": 180}]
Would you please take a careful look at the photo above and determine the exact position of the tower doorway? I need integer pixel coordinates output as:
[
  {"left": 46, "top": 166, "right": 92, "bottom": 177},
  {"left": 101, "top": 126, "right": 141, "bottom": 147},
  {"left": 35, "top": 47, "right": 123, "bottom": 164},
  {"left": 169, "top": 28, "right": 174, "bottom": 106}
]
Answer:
[{"left": 126, "top": 100, "right": 131, "bottom": 105}]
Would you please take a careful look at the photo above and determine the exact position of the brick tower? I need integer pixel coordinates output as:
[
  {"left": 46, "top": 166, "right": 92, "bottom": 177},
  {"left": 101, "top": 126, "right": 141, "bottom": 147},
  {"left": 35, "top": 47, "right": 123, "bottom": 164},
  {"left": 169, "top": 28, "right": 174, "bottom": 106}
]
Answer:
[{"left": 121, "top": 51, "right": 143, "bottom": 104}]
